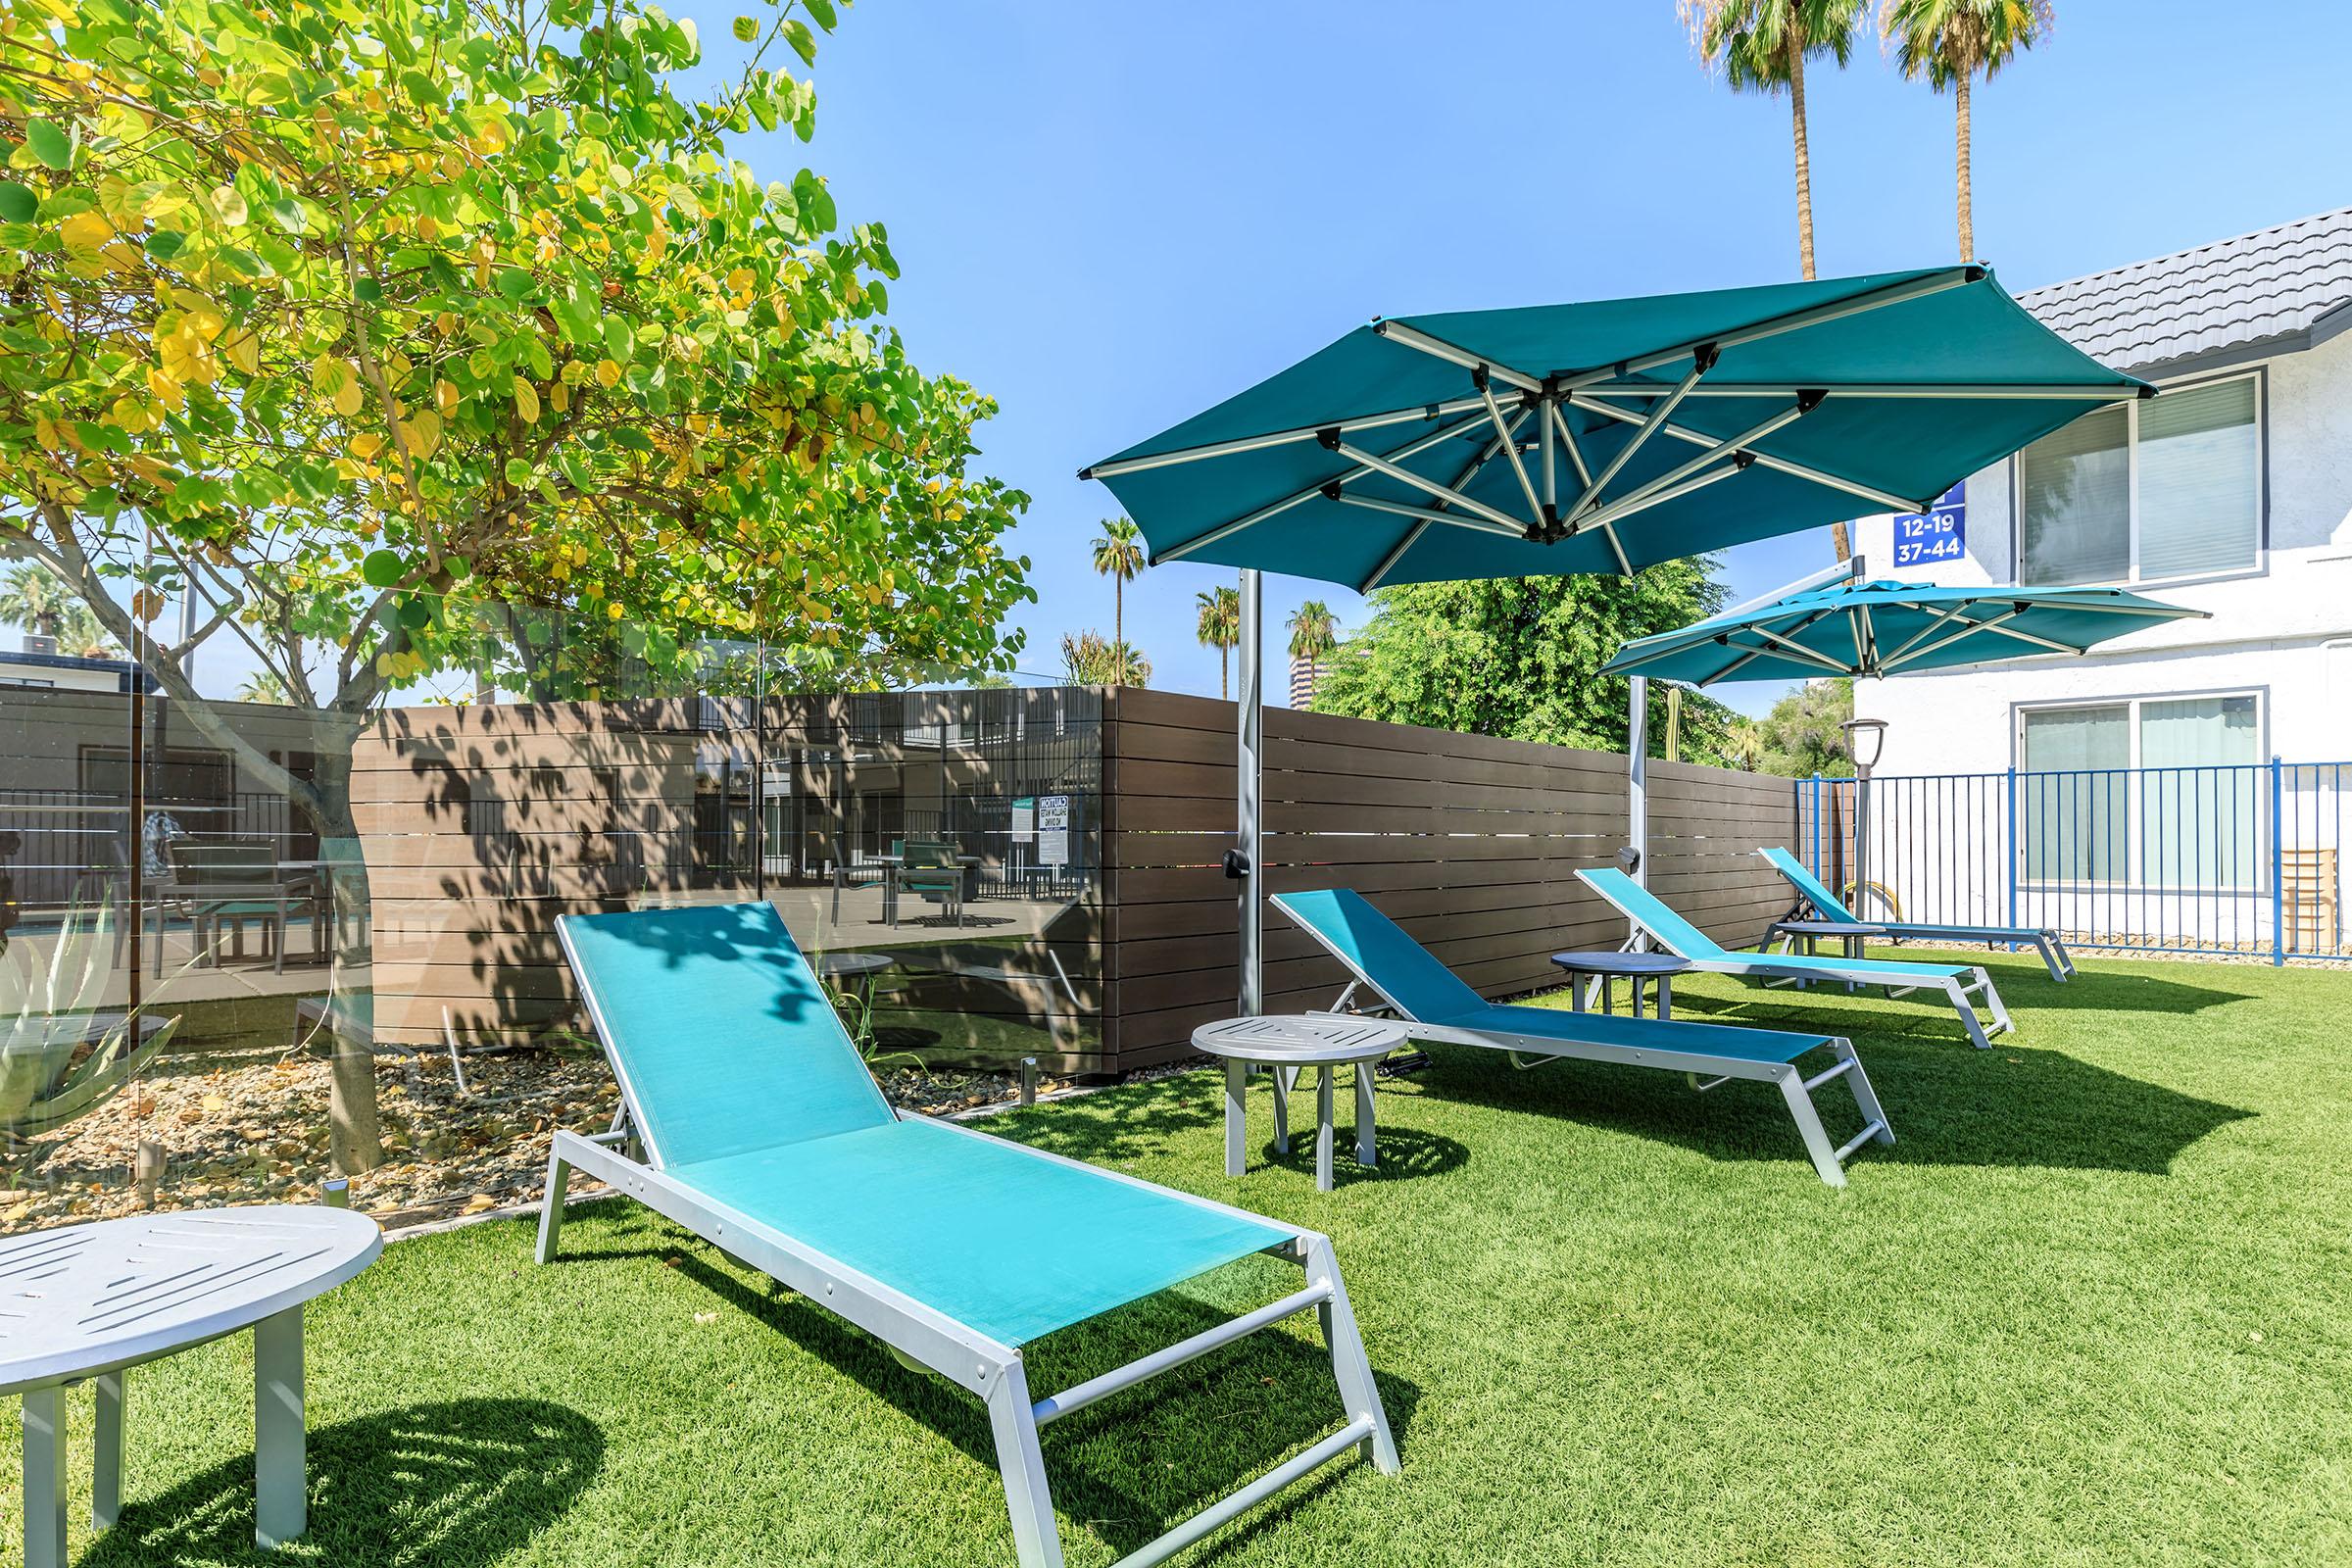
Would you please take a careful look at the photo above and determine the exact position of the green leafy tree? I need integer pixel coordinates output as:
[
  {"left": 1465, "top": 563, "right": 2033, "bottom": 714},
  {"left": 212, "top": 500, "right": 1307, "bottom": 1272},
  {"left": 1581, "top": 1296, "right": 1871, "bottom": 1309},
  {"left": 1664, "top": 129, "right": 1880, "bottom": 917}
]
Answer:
[
  {"left": 1058, "top": 630, "right": 1147, "bottom": 687},
  {"left": 1681, "top": 0, "right": 1866, "bottom": 565},
  {"left": 0, "top": 0, "right": 1032, "bottom": 1170},
  {"left": 1194, "top": 583, "right": 1240, "bottom": 699},
  {"left": 1310, "top": 561, "right": 1740, "bottom": 762},
  {"left": 1089, "top": 515, "right": 1145, "bottom": 674},
  {"left": 1882, "top": 0, "right": 2054, "bottom": 262},
  {"left": 1750, "top": 676, "right": 1856, "bottom": 776},
  {"left": 1724, "top": 715, "right": 1767, "bottom": 771}
]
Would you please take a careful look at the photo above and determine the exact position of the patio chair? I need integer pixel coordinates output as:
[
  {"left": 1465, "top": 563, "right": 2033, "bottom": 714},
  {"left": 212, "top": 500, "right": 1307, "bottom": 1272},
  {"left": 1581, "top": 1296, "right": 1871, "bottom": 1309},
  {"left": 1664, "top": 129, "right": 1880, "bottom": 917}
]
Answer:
[
  {"left": 893, "top": 839, "right": 966, "bottom": 928},
  {"left": 1271, "top": 888, "right": 1890, "bottom": 1187},
  {"left": 1575, "top": 867, "right": 2011, "bottom": 1050},
  {"left": 1757, "top": 846, "right": 2075, "bottom": 982},
  {"left": 538, "top": 901, "right": 1396, "bottom": 1568},
  {"left": 155, "top": 838, "right": 323, "bottom": 976}
]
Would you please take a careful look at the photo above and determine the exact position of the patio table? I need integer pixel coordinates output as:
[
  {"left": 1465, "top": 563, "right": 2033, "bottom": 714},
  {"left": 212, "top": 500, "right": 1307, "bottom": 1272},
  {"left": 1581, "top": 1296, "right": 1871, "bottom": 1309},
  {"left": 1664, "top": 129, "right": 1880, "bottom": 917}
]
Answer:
[
  {"left": 1546, "top": 951, "right": 1692, "bottom": 1019},
  {"left": 1769, "top": 917, "right": 1890, "bottom": 963},
  {"left": 0, "top": 1205, "right": 381, "bottom": 1565},
  {"left": 1194, "top": 1015, "right": 1406, "bottom": 1192}
]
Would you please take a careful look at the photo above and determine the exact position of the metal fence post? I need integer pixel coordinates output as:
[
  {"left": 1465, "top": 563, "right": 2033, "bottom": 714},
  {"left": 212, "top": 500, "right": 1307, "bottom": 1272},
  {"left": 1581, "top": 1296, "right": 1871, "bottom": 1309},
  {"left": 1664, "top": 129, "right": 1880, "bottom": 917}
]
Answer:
[
  {"left": 1808, "top": 774, "right": 1822, "bottom": 875},
  {"left": 2270, "top": 755, "right": 2285, "bottom": 965},
  {"left": 2005, "top": 765, "right": 2019, "bottom": 931}
]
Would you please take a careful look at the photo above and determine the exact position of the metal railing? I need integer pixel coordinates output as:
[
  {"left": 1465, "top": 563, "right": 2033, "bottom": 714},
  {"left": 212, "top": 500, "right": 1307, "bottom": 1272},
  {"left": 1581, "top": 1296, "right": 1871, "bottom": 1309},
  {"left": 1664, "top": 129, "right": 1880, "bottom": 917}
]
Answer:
[{"left": 1796, "top": 760, "right": 2348, "bottom": 963}]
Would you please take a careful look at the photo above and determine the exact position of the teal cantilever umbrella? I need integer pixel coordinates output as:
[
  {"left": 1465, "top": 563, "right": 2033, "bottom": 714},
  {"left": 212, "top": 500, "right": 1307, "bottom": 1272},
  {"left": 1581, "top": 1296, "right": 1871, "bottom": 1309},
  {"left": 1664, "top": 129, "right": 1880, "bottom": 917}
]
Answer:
[
  {"left": 1600, "top": 576, "right": 2206, "bottom": 685},
  {"left": 1085, "top": 266, "right": 2148, "bottom": 589},
  {"left": 1082, "top": 266, "right": 2152, "bottom": 1010}
]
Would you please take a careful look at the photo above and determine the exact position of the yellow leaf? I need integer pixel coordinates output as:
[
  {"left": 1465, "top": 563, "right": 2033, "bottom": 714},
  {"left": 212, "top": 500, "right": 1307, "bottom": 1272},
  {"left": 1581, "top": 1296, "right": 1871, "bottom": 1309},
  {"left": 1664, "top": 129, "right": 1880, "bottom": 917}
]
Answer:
[
  {"left": 401, "top": 409, "right": 442, "bottom": 457},
  {"left": 350, "top": 430, "right": 383, "bottom": 460},
  {"left": 210, "top": 183, "right": 248, "bottom": 225},
  {"left": 333, "top": 377, "right": 365, "bottom": 417},
  {"left": 549, "top": 379, "right": 569, "bottom": 413},
  {"left": 595, "top": 358, "right": 621, "bottom": 388},
  {"left": 221, "top": 328, "right": 260, "bottom": 375},
  {"left": 32, "top": 416, "right": 61, "bottom": 452},
  {"left": 435, "top": 378, "right": 458, "bottom": 413},
  {"left": 513, "top": 376, "right": 539, "bottom": 422},
  {"left": 130, "top": 588, "right": 166, "bottom": 621},
  {"left": 61, "top": 211, "right": 115, "bottom": 255}
]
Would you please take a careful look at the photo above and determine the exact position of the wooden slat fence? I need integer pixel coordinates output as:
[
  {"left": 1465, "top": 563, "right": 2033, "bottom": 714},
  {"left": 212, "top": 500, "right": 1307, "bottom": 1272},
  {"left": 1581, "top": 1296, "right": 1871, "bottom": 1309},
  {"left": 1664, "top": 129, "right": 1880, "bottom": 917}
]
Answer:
[
  {"left": 352, "top": 688, "right": 1796, "bottom": 1072},
  {"left": 1100, "top": 688, "right": 1797, "bottom": 1069}
]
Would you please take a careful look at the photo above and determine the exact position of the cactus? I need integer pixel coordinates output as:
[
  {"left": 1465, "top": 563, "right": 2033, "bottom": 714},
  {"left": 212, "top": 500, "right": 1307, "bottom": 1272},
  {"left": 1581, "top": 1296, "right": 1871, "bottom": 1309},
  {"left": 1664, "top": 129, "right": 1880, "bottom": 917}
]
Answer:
[{"left": 0, "top": 904, "right": 178, "bottom": 1142}]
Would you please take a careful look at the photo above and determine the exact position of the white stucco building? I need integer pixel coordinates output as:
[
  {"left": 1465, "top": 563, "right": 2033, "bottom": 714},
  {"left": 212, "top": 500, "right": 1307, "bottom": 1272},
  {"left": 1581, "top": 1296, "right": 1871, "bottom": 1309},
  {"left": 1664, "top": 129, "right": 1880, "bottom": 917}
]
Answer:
[
  {"left": 1838, "top": 210, "right": 2352, "bottom": 954},
  {"left": 1852, "top": 208, "right": 2352, "bottom": 776}
]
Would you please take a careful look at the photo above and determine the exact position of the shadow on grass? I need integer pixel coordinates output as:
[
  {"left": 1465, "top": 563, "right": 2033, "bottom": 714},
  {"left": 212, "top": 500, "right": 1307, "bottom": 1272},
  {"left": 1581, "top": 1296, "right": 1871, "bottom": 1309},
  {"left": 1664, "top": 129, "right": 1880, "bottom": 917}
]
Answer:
[
  {"left": 79, "top": 1397, "right": 602, "bottom": 1568},
  {"left": 561, "top": 1223, "right": 1419, "bottom": 1563},
  {"left": 1397, "top": 1033, "right": 2253, "bottom": 1179},
  {"left": 1250, "top": 1124, "right": 1470, "bottom": 1188},
  {"left": 1729, "top": 955, "right": 2255, "bottom": 1018}
]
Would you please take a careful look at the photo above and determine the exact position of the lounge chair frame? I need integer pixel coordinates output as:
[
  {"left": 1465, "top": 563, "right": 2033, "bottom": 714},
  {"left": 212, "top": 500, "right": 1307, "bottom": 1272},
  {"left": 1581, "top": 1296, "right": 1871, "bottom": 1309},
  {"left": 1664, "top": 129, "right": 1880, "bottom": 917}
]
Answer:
[
  {"left": 538, "top": 920, "right": 1395, "bottom": 1568},
  {"left": 1274, "top": 894, "right": 1892, "bottom": 1187},
  {"left": 1757, "top": 846, "right": 2077, "bottom": 982},
  {"left": 1579, "top": 868, "right": 2012, "bottom": 1050}
]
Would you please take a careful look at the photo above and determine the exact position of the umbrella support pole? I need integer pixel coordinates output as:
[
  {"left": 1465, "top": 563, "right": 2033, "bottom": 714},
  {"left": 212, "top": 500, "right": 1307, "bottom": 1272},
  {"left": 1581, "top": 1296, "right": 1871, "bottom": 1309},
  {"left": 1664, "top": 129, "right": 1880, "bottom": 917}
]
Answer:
[{"left": 1237, "top": 568, "right": 1263, "bottom": 1016}]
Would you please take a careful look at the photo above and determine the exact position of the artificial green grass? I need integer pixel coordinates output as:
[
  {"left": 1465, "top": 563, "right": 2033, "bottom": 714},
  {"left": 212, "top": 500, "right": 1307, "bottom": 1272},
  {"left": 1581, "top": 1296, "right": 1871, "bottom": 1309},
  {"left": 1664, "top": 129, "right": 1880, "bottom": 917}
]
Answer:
[{"left": 10, "top": 948, "right": 2349, "bottom": 1566}]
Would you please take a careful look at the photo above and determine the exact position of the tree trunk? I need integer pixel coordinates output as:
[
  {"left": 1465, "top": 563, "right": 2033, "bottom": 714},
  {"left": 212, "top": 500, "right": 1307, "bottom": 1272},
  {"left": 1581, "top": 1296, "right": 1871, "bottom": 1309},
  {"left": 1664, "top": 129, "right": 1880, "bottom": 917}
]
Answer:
[
  {"left": 1955, "top": 71, "right": 1974, "bottom": 262},
  {"left": 298, "top": 742, "right": 384, "bottom": 1178},
  {"left": 1219, "top": 648, "right": 1228, "bottom": 702},
  {"left": 1112, "top": 576, "right": 1123, "bottom": 684},
  {"left": 1788, "top": 41, "right": 1816, "bottom": 280}
]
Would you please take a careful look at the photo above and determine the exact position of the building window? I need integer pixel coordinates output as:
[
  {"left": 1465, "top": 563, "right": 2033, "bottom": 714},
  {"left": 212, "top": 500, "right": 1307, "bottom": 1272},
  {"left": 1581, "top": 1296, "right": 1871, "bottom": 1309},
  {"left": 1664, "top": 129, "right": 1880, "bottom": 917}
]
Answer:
[
  {"left": 2017, "top": 692, "right": 2262, "bottom": 887},
  {"left": 2015, "top": 372, "right": 2262, "bottom": 586}
]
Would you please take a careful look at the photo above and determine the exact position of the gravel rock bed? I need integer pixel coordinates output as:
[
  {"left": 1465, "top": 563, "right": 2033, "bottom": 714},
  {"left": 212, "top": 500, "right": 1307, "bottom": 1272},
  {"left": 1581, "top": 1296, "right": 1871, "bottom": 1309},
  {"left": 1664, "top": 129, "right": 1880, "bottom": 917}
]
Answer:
[{"left": 1, "top": 1049, "right": 1050, "bottom": 1235}]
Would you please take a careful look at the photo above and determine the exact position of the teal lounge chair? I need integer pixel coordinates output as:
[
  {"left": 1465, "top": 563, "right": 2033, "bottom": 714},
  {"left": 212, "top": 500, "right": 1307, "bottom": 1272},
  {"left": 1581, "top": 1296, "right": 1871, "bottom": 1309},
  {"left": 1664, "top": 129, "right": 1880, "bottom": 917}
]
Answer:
[
  {"left": 1758, "top": 846, "right": 2075, "bottom": 982},
  {"left": 538, "top": 902, "right": 1394, "bottom": 1568},
  {"left": 1577, "top": 867, "right": 2010, "bottom": 1050},
  {"left": 1270, "top": 889, "right": 1891, "bottom": 1187}
]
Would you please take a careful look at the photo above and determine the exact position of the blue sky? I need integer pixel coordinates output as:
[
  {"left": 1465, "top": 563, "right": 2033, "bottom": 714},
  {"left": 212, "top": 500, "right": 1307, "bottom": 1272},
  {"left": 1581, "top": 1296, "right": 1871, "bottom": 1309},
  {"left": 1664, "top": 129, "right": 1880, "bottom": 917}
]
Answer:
[{"left": 691, "top": 0, "right": 2337, "bottom": 714}]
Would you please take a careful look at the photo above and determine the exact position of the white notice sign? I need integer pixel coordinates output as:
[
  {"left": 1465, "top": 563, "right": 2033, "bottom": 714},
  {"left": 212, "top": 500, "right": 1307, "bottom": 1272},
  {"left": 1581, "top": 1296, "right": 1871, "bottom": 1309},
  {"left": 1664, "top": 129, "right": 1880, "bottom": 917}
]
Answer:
[{"left": 1037, "top": 795, "right": 1071, "bottom": 869}]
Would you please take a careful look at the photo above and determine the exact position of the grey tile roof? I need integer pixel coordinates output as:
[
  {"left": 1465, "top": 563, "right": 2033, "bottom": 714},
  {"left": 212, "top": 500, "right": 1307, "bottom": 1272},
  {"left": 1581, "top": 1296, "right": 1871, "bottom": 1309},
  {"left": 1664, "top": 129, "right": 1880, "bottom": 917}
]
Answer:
[{"left": 2017, "top": 207, "right": 2352, "bottom": 374}]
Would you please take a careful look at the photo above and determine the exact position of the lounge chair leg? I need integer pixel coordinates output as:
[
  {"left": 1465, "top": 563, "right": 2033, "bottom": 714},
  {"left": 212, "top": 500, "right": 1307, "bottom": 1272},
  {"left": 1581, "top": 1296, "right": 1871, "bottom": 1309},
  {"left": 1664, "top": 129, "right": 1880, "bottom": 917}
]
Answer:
[
  {"left": 536, "top": 1146, "right": 571, "bottom": 1264},
  {"left": 1946, "top": 979, "right": 1993, "bottom": 1050},
  {"left": 1776, "top": 1070, "right": 1847, "bottom": 1188},
  {"left": 1839, "top": 1042, "right": 1895, "bottom": 1150},
  {"left": 984, "top": 1357, "right": 1066, "bottom": 1568},
  {"left": 2035, "top": 937, "right": 2067, "bottom": 982},
  {"left": 1300, "top": 1236, "right": 1398, "bottom": 1473},
  {"left": 1973, "top": 966, "right": 2013, "bottom": 1036}
]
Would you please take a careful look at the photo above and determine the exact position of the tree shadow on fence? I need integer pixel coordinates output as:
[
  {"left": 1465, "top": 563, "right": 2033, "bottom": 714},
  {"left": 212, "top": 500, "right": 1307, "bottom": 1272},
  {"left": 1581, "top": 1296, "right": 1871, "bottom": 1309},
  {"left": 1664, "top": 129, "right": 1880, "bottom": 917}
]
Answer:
[{"left": 79, "top": 1397, "right": 603, "bottom": 1568}]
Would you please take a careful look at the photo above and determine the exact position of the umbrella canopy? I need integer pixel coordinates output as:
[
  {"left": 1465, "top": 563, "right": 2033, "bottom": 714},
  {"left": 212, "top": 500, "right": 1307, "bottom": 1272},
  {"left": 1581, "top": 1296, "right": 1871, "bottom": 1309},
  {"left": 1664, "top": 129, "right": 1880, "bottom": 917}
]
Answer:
[
  {"left": 1083, "top": 266, "right": 2150, "bottom": 594},
  {"left": 1599, "top": 577, "right": 2207, "bottom": 686}
]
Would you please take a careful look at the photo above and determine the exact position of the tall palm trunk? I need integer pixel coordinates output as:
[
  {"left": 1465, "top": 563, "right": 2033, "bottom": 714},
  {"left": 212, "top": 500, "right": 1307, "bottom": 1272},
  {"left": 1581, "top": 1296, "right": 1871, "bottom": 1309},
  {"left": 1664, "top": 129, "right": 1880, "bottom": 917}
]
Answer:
[
  {"left": 1955, "top": 69, "right": 1974, "bottom": 261},
  {"left": 1219, "top": 647, "right": 1228, "bottom": 701},
  {"left": 1788, "top": 35, "right": 1816, "bottom": 282},
  {"left": 1112, "top": 575, "right": 1123, "bottom": 660}
]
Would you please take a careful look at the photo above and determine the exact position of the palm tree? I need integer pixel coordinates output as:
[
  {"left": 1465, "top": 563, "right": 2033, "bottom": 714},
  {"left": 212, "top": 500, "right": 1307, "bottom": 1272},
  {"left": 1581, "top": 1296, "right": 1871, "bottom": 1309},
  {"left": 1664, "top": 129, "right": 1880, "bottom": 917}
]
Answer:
[
  {"left": 1680, "top": 0, "right": 1866, "bottom": 282},
  {"left": 1059, "top": 630, "right": 1150, "bottom": 687},
  {"left": 1682, "top": 1, "right": 1867, "bottom": 565},
  {"left": 0, "top": 564, "right": 115, "bottom": 656},
  {"left": 1286, "top": 599, "right": 1338, "bottom": 665},
  {"left": 1882, "top": 0, "right": 2054, "bottom": 263},
  {"left": 1195, "top": 584, "right": 1241, "bottom": 699},
  {"left": 1090, "top": 517, "right": 1147, "bottom": 673}
]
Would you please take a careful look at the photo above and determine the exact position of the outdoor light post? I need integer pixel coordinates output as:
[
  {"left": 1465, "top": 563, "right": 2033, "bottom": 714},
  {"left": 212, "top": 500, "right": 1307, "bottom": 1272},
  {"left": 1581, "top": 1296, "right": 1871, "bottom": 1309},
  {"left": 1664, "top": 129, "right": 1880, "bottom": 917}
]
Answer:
[{"left": 1841, "top": 716, "right": 1888, "bottom": 913}]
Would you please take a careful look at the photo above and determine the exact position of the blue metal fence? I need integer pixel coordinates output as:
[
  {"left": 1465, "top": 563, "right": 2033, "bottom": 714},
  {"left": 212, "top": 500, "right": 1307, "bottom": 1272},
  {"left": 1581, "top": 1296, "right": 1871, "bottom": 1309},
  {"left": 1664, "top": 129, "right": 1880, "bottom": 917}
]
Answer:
[{"left": 1797, "top": 760, "right": 2349, "bottom": 962}]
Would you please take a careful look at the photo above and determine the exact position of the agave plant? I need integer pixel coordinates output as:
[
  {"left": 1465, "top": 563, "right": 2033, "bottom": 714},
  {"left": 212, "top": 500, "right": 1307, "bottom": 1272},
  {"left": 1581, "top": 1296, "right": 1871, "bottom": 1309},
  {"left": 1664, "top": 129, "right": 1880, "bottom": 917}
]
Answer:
[{"left": 0, "top": 905, "right": 177, "bottom": 1143}]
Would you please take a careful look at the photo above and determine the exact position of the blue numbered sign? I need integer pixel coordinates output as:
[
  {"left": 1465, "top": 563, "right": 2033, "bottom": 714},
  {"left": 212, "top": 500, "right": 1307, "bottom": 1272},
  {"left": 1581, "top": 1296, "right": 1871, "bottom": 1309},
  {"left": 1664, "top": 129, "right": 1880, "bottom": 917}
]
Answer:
[{"left": 1891, "top": 485, "right": 1966, "bottom": 567}]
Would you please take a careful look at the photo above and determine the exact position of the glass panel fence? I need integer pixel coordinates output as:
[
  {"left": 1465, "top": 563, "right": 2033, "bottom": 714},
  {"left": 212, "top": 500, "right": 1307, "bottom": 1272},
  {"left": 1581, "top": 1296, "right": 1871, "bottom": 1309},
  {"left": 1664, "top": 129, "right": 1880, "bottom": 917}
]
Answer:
[{"left": 0, "top": 585, "right": 1095, "bottom": 1235}]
